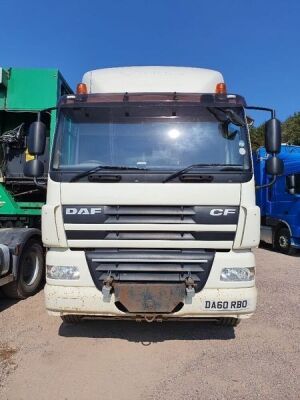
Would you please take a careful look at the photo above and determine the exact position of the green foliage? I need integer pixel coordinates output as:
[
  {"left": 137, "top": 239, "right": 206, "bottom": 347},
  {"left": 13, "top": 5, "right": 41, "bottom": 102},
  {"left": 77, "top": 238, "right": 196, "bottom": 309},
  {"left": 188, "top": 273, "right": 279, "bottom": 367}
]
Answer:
[
  {"left": 249, "top": 124, "right": 264, "bottom": 150},
  {"left": 250, "top": 111, "right": 300, "bottom": 150},
  {"left": 282, "top": 112, "right": 300, "bottom": 145}
]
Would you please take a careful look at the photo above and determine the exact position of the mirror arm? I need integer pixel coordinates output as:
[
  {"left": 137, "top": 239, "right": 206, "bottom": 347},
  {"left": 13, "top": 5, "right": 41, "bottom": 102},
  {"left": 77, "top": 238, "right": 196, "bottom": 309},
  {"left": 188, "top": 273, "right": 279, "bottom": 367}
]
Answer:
[
  {"left": 41, "top": 106, "right": 57, "bottom": 115},
  {"left": 256, "top": 175, "right": 277, "bottom": 190},
  {"left": 35, "top": 106, "right": 57, "bottom": 123},
  {"left": 245, "top": 106, "right": 275, "bottom": 119},
  {"left": 33, "top": 177, "right": 47, "bottom": 190}
]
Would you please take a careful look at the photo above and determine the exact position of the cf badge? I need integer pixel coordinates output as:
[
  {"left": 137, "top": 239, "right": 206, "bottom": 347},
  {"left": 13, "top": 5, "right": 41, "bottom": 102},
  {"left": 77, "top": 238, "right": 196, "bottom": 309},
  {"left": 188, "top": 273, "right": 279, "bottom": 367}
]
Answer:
[{"left": 210, "top": 209, "right": 237, "bottom": 216}]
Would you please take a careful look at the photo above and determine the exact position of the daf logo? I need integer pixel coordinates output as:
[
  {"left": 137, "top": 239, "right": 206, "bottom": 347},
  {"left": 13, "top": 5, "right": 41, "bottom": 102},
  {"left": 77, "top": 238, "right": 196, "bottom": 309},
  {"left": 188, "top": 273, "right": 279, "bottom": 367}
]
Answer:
[
  {"left": 210, "top": 208, "right": 236, "bottom": 216},
  {"left": 65, "top": 207, "right": 102, "bottom": 215}
]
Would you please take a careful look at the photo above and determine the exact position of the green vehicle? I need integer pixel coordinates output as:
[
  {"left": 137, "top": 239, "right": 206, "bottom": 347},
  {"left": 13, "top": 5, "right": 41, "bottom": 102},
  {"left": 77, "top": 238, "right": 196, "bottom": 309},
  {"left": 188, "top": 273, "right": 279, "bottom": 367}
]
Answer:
[{"left": 0, "top": 68, "right": 71, "bottom": 298}]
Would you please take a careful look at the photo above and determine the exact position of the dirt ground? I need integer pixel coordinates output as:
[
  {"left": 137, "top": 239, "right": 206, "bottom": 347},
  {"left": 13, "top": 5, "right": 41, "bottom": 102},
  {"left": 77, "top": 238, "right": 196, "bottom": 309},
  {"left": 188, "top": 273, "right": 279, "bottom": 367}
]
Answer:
[{"left": 0, "top": 247, "right": 299, "bottom": 400}]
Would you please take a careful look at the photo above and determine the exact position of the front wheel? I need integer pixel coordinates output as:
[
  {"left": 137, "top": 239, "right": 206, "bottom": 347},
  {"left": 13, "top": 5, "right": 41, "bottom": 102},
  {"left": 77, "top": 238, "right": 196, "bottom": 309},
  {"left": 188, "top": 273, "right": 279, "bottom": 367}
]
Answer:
[
  {"left": 2, "top": 238, "right": 45, "bottom": 299},
  {"left": 274, "top": 227, "right": 297, "bottom": 255}
]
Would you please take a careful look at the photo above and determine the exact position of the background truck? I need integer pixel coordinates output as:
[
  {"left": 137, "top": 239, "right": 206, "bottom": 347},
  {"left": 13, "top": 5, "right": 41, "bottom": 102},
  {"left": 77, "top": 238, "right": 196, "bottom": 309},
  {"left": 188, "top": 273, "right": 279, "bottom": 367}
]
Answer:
[
  {"left": 0, "top": 67, "right": 71, "bottom": 298},
  {"left": 254, "top": 144, "right": 300, "bottom": 254},
  {"left": 25, "top": 66, "right": 282, "bottom": 326}
]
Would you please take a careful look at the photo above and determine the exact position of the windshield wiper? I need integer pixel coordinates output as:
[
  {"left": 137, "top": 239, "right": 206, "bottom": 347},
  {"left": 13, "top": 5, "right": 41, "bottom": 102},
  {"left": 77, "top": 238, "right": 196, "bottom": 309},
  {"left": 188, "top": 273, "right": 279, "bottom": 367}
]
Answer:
[
  {"left": 70, "top": 165, "right": 147, "bottom": 182},
  {"left": 163, "top": 164, "right": 243, "bottom": 183}
]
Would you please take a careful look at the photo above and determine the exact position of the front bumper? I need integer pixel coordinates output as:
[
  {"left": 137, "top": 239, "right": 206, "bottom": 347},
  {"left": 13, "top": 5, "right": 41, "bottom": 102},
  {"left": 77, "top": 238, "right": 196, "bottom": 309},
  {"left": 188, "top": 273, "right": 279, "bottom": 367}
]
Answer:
[
  {"left": 45, "top": 284, "right": 257, "bottom": 320},
  {"left": 45, "top": 248, "right": 257, "bottom": 319}
]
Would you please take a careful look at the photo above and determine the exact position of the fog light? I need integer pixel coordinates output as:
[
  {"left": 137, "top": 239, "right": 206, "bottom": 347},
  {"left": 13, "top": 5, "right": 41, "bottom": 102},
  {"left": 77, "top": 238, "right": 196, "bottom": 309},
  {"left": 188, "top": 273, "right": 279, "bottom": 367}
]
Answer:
[
  {"left": 46, "top": 265, "right": 80, "bottom": 280},
  {"left": 220, "top": 267, "right": 255, "bottom": 281}
]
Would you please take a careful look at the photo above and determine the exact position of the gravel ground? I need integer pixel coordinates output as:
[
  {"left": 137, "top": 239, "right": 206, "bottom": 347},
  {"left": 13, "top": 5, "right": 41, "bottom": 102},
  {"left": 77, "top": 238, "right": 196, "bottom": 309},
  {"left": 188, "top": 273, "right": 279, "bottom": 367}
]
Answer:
[{"left": 0, "top": 247, "right": 299, "bottom": 400}]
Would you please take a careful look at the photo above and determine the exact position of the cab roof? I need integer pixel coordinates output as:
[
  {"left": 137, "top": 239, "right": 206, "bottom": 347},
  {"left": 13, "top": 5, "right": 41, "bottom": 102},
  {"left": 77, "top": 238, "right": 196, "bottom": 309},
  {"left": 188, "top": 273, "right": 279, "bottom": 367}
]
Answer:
[{"left": 82, "top": 66, "right": 224, "bottom": 94}]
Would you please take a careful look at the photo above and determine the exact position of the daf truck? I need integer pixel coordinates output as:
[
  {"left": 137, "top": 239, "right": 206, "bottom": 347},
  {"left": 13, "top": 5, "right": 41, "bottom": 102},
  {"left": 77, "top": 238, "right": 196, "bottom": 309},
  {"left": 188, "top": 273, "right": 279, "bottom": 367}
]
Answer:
[
  {"left": 254, "top": 144, "right": 300, "bottom": 254},
  {"left": 25, "top": 67, "right": 283, "bottom": 325}
]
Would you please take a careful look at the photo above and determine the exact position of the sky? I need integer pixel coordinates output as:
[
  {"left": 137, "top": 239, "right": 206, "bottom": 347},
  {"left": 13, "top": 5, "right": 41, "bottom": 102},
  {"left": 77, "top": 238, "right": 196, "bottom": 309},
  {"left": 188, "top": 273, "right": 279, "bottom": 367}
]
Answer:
[{"left": 1, "top": 0, "right": 300, "bottom": 125}]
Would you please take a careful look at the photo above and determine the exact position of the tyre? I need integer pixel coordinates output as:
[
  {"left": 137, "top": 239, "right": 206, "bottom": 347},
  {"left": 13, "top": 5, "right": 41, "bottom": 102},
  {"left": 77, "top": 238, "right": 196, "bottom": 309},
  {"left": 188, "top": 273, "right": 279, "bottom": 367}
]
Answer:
[
  {"left": 217, "top": 318, "right": 240, "bottom": 327},
  {"left": 61, "top": 315, "right": 83, "bottom": 324},
  {"left": 2, "top": 237, "right": 45, "bottom": 299},
  {"left": 274, "top": 227, "right": 297, "bottom": 255}
]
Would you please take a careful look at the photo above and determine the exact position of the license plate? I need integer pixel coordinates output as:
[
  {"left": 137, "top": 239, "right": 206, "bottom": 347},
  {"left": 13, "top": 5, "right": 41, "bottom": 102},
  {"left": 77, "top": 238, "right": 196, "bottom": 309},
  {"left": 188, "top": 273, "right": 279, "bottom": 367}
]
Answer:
[{"left": 204, "top": 300, "right": 248, "bottom": 310}]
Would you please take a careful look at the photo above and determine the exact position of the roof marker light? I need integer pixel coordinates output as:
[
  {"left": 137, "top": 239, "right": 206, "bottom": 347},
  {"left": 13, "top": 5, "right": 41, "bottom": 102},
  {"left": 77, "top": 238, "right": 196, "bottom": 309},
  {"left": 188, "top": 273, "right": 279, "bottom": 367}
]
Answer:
[
  {"left": 215, "top": 83, "right": 227, "bottom": 94},
  {"left": 76, "top": 83, "right": 88, "bottom": 94}
]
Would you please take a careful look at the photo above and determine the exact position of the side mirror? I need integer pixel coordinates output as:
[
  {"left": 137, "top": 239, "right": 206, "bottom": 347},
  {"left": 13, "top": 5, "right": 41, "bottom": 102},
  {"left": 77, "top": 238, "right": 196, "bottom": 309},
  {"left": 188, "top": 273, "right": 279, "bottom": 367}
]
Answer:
[
  {"left": 28, "top": 121, "right": 46, "bottom": 155},
  {"left": 24, "top": 159, "right": 44, "bottom": 177},
  {"left": 286, "top": 175, "right": 296, "bottom": 195},
  {"left": 265, "top": 118, "right": 281, "bottom": 154},
  {"left": 266, "top": 156, "right": 284, "bottom": 176}
]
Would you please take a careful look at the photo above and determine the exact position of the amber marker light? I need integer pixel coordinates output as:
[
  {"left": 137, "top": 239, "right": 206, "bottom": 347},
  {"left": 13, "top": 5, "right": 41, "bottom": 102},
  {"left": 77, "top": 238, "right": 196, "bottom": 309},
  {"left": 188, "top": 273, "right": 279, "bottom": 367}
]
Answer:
[
  {"left": 76, "top": 83, "right": 88, "bottom": 94},
  {"left": 215, "top": 82, "right": 227, "bottom": 94}
]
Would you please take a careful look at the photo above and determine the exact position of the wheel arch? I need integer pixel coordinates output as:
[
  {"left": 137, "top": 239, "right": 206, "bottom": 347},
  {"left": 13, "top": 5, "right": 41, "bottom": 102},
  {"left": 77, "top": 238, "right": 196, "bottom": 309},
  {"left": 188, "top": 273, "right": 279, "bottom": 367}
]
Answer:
[
  {"left": 273, "top": 219, "right": 292, "bottom": 235},
  {"left": 272, "top": 220, "right": 292, "bottom": 247},
  {"left": 0, "top": 228, "right": 42, "bottom": 278}
]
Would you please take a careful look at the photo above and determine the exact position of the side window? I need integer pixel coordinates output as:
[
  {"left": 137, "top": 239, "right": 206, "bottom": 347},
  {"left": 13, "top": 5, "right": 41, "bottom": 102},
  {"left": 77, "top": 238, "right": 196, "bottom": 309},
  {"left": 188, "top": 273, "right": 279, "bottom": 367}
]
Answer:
[
  {"left": 60, "top": 117, "right": 77, "bottom": 166},
  {"left": 295, "top": 174, "right": 300, "bottom": 194},
  {"left": 286, "top": 174, "right": 300, "bottom": 195}
]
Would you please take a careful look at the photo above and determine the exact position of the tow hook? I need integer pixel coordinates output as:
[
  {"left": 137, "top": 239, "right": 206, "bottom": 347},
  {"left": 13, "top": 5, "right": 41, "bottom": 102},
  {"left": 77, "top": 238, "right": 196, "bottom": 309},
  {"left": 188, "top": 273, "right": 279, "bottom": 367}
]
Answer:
[
  {"left": 102, "top": 275, "right": 113, "bottom": 303},
  {"left": 185, "top": 276, "right": 195, "bottom": 304},
  {"left": 136, "top": 315, "right": 163, "bottom": 323}
]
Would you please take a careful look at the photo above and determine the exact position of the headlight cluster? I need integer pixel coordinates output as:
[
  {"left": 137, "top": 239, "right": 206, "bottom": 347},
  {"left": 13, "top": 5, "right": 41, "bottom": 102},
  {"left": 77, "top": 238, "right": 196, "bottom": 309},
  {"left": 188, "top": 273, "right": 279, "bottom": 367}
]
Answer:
[
  {"left": 46, "top": 265, "right": 80, "bottom": 280},
  {"left": 220, "top": 267, "right": 255, "bottom": 282}
]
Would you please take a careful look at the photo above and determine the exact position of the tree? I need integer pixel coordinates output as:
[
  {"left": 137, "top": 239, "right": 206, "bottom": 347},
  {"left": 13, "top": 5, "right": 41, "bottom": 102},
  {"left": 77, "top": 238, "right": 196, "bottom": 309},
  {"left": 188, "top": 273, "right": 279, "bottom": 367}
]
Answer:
[
  {"left": 249, "top": 111, "right": 300, "bottom": 149},
  {"left": 249, "top": 124, "right": 264, "bottom": 150},
  {"left": 282, "top": 112, "right": 300, "bottom": 145}
]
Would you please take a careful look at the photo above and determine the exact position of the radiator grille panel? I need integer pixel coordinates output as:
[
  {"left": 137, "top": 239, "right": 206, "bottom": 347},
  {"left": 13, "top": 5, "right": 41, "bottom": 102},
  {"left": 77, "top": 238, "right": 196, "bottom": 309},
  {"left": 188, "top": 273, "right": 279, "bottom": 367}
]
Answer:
[
  {"left": 63, "top": 205, "right": 239, "bottom": 225},
  {"left": 63, "top": 205, "right": 238, "bottom": 243},
  {"left": 86, "top": 249, "right": 214, "bottom": 293}
]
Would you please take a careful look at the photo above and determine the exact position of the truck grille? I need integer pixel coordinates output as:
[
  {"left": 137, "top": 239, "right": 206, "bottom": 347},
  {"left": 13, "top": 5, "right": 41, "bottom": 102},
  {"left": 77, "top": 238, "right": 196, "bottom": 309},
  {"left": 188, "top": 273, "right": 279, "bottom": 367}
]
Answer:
[
  {"left": 85, "top": 249, "right": 214, "bottom": 293},
  {"left": 63, "top": 205, "right": 239, "bottom": 225},
  {"left": 63, "top": 205, "right": 238, "bottom": 243}
]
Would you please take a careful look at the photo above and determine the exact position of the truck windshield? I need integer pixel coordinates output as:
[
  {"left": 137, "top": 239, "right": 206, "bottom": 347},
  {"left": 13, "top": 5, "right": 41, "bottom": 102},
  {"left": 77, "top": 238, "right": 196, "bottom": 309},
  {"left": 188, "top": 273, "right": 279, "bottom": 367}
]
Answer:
[{"left": 52, "top": 104, "right": 250, "bottom": 173}]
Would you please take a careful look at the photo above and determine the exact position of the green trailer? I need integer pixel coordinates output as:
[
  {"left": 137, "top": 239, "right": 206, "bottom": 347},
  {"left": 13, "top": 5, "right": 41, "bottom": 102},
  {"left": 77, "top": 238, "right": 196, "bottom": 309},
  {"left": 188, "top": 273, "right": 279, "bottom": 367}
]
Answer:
[{"left": 0, "top": 67, "right": 72, "bottom": 298}]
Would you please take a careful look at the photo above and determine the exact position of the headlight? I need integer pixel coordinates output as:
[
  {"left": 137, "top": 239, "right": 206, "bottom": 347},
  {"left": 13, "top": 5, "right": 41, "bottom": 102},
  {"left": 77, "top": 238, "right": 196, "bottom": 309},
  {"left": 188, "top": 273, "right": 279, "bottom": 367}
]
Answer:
[
  {"left": 46, "top": 265, "right": 80, "bottom": 280},
  {"left": 220, "top": 267, "right": 255, "bottom": 281}
]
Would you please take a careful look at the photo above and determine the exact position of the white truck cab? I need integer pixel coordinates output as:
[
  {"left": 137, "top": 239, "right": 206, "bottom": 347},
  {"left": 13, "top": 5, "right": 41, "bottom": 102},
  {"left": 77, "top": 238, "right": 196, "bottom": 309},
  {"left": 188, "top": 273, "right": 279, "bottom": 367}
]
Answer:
[{"left": 31, "top": 67, "right": 281, "bottom": 325}]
